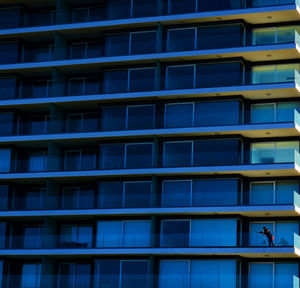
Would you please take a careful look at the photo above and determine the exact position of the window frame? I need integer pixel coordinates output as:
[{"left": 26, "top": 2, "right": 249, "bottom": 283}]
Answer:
[
  {"left": 166, "top": 27, "right": 197, "bottom": 52},
  {"left": 129, "top": 30, "right": 157, "bottom": 55},
  {"left": 165, "top": 64, "right": 196, "bottom": 90},
  {"left": 126, "top": 104, "right": 155, "bottom": 130},
  {"left": 164, "top": 102, "right": 195, "bottom": 128},
  {"left": 128, "top": 67, "right": 157, "bottom": 92}
]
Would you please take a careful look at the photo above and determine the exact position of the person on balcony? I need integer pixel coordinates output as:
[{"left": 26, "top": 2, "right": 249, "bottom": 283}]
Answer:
[{"left": 258, "top": 226, "right": 275, "bottom": 247}]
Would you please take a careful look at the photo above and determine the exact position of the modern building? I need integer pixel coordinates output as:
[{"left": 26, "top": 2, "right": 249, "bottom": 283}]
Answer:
[{"left": 0, "top": 0, "right": 299, "bottom": 287}]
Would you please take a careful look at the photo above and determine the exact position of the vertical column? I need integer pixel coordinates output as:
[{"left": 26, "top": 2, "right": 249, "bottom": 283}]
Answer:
[
  {"left": 54, "top": 32, "right": 68, "bottom": 61},
  {"left": 151, "top": 175, "right": 158, "bottom": 208},
  {"left": 155, "top": 60, "right": 162, "bottom": 91},
  {"left": 43, "top": 217, "right": 57, "bottom": 249},
  {"left": 149, "top": 255, "right": 157, "bottom": 288},
  {"left": 156, "top": 23, "right": 163, "bottom": 53},
  {"left": 47, "top": 141, "right": 63, "bottom": 172},
  {"left": 56, "top": 0, "right": 71, "bottom": 24},
  {"left": 49, "top": 103, "right": 64, "bottom": 134},
  {"left": 153, "top": 136, "right": 160, "bottom": 168},
  {"left": 46, "top": 179, "right": 60, "bottom": 210},
  {"left": 40, "top": 256, "right": 56, "bottom": 288},
  {"left": 157, "top": 0, "right": 164, "bottom": 16},
  {"left": 51, "top": 68, "right": 66, "bottom": 98},
  {"left": 150, "top": 214, "right": 157, "bottom": 248}
]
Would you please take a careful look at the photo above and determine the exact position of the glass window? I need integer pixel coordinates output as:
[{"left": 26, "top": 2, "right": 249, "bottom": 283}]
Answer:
[
  {"left": 71, "top": 43, "right": 87, "bottom": 59},
  {"left": 103, "top": 70, "right": 128, "bottom": 93},
  {"left": 276, "top": 64, "right": 299, "bottom": 82},
  {"left": 197, "top": 25, "right": 243, "bottom": 49},
  {"left": 275, "top": 263, "right": 299, "bottom": 288},
  {"left": 252, "top": 65, "right": 276, "bottom": 84},
  {"left": 276, "top": 102, "right": 300, "bottom": 122},
  {"left": 69, "top": 78, "right": 85, "bottom": 96},
  {"left": 129, "top": 68, "right": 156, "bottom": 92},
  {"left": 26, "top": 187, "right": 45, "bottom": 210},
  {"left": 166, "top": 65, "right": 195, "bottom": 90},
  {"left": 161, "top": 220, "right": 190, "bottom": 247},
  {"left": 131, "top": 31, "right": 157, "bottom": 55},
  {"left": 252, "top": 0, "right": 277, "bottom": 7},
  {"left": 253, "top": 28, "right": 276, "bottom": 45},
  {"left": 163, "top": 141, "right": 192, "bottom": 167},
  {"left": 62, "top": 187, "right": 94, "bottom": 209},
  {"left": 275, "top": 141, "right": 298, "bottom": 163},
  {"left": 28, "top": 152, "right": 47, "bottom": 172},
  {"left": 0, "top": 260, "right": 3, "bottom": 288},
  {"left": 250, "top": 222, "right": 274, "bottom": 246},
  {"left": 0, "top": 185, "right": 9, "bottom": 210},
  {"left": 106, "top": 0, "right": 131, "bottom": 19},
  {"left": 251, "top": 143, "right": 275, "bottom": 164},
  {"left": 58, "top": 263, "right": 91, "bottom": 288},
  {"left": 101, "top": 106, "right": 126, "bottom": 131},
  {"left": 0, "top": 7, "right": 22, "bottom": 29},
  {"left": 61, "top": 225, "right": 92, "bottom": 248},
  {"left": 193, "top": 179, "right": 239, "bottom": 206},
  {"left": 100, "top": 144, "right": 124, "bottom": 169},
  {"left": 251, "top": 104, "right": 275, "bottom": 123},
  {"left": 65, "top": 151, "right": 81, "bottom": 171},
  {"left": 32, "top": 80, "right": 51, "bottom": 98},
  {"left": 197, "top": 62, "right": 242, "bottom": 88},
  {"left": 162, "top": 180, "right": 192, "bottom": 207},
  {"left": 0, "top": 43, "right": 19, "bottom": 64},
  {"left": 121, "top": 261, "right": 149, "bottom": 288},
  {"left": 0, "top": 149, "right": 10, "bottom": 172},
  {"left": 275, "top": 181, "right": 299, "bottom": 204},
  {"left": 127, "top": 105, "right": 155, "bottom": 130},
  {"left": 96, "top": 221, "right": 122, "bottom": 247},
  {"left": 250, "top": 182, "right": 274, "bottom": 205},
  {"left": 125, "top": 143, "right": 153, "bottom": 168},
  {"left": 105, "top": 34, "right": 129, "bottom": 57},
  {"left": 98, "top": 182, "right": 123, "bottom": 208},
  {"left": 124, "top": 182, "right": 152, "bottom": 208},
  {"left": 35, "top": 45, "right": 53, "bottom": 62},
  {"left": 277, "top": 26, "right": 298, "bottom": 43},
  {"left": 73, "top": 7, "right": 89, "bottom": 22},
  {"left": 132, "top": 0, "right": 157, "bottom": 17},
  {"left": 191, "top": 219, "right": 237, "bottom": 247},
  {"left": 0, "top": 222, "right": 6, "bottom": 248},
  {"left": 167, "top": 28, "right": 196, "bottom": 52},
  {"left": 194, "top": 139, "right": 240, "bottom": 166},
  {"left": 24, "top": 226, "right": 42, "bottom": 248},
  {"left": 21, "top": 264, "right": 41, "bottom": 288},
  {"left": 0, "top": 78, "right": 17, "bottom": 100},
  {"left": 165, "top": 103, "right": 194, "bottom": 128},
  {"left": 168, "top": 0, "right": 196, "bottom": 14},
  {"left": 66, "top": 114, "right": 84, "bottom": 133},
  {"left": 191, "top": 260, "right": 237, "bottom": 288},
  {"left": 159, "top": 260, "right": 189, "bottom": 288},
  {"left": 29, "top": 115, "right": 49, "bottom": 135},
  {"left": 123, "top": 221, "right": 151, "bottom": 247},
  {"left": 0, "top": 112, "right": 14, "bottom": 136},
  {"left": 276, "top": 222, "right": 299, "bottom": 246},
  {"left": 195, "top": 101, "right": 241, "bottom": 126}
]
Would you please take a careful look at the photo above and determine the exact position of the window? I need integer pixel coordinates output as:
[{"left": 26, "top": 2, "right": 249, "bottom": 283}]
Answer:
[
  {"left": 252, "top": 64, "right": 300, "bottom": 84},
  {"left": 127, "top": 105, "right": 155, "bottom": 130},
  {"left": 0, "top": 149, "right": 11, "bottom": 172},
  {"left": 159, "top": 260, "right": 238, "bottom": 288},
  {"left": 105, "top": 34, "right": 130, "bottom": 56},
  {"left": 163, "top": 141, "right": 193, "bottom": 167},
  {"left": 0, "top": 78, "right": 17, "bottom": 100},
  {"left": 168, "top": 0, "right": 196, "bottom": 14},
  {"left": 66, "top": 113, "right": 98, "bottom": 133},
  {"left": 24, "top": 226, "right": 43, "bottom": 248},
  {"left": 28, "top": 115, "right": 49, "bottom": 135},
  {"left": 132, "top": 0, "right": 157, "bottom": 17},
  {"left": 0, "top": 261, "right": 3, "bottom": 288},
  {"left": 26, "top": 187, "right": 45, "bottom": 210},
  {"left": 28, "top": 151, "right": 48, "bottom": 172},
  {"left": 0, "top": 222, "right": 6, "bottom": 248},
  {"left": 101, "top": 106, "right": 126, "bottom": 131},
  {"left": 73, "top": 7, "right": 89, "bottom": 23},
  {"left": 0, "top": 185, "right": 9, "bottom": 210},
  {"left": 95, "top": 260, "right": 149, "bottom": 288},
  {"left": 167, "top": 28, "right": 196, "bottom": 52},
  {"left": 62, "top": 187, "right": 94, "bottom": 209},
  {"left": 252, "top": 0, "right": 294, "bottom": 7},
  {"left": 60, "top": 225, "right": 93, "bottom": 248},
  {"left": 106, "top": 0, "right": 131, "bottom": 19},
  {"left": 249, "top": 262, "right": 299, "bottom": 288},
  {"left": 162, "top": 180, "right": 192, "bottom": 207},
  {"left": 131, "top": 31, "right": 157, "bottom": 54},
  {"left": 70, "top": 43, "right": 87, "bottom": 59},
  {"left": 249, "top": 221, "right": 299, "bottom": 246},
  {"left": 166, "top": 65, "right": 195, "bottom": 90},
  {"left": 129, "top": 68, "right": 156, "bottom": 92},
  {"left": 96, "top": 220, "right": 151, "bottom": 247},
  {"left": 100, "top": 144, "right": 124, "bottom": 169},
  {"left": 58, "top": 263, "right": 91, "bottom": 288},
  {"left": 32, "top": 80, "right": 52, "bottom": 98},
  {"left": 250, "top": 181, "right": 299, "bottom": 205},
  {"left": 161, "top": 220, "right": 190, "bottom": 247},
  {"left": 98, "top": 181, "right": 152, "bottom": 208},
  {"left": 125, "top": 143, "right": 153, "bottom": 168},
  {"left": 165, "top": 103, "right": 194, "bottom": 128},
  {"left": 103, "top": 70, "right": 128, "bottom": 93},
  {"left": 64, "top": 150, "right": 96, "bottom": 171},
  {"left": 251, "top": 141, "right": 299, "bottom": 164},
  {"left": 0, "top": 112, "right": 14, "bottom": 136},
  {"left": 21, "top": 264, "right": 41, "bottom": 288},
  {"left": 68, "top": 78, "right": 85, "bottom": 96},
  {"left": 0, "top": 7, "right": 22, "bottom": 29},
  {"left": 34, "top": 45, "right": 53, "bottom": 62},
  {"left": 0, "top": 42, "right": 19, "bottom": 64}
]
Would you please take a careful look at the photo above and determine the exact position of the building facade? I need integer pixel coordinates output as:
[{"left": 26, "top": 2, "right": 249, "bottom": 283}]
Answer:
[{"left": 0, "top": 0, "right": 299, "bottom": 287}]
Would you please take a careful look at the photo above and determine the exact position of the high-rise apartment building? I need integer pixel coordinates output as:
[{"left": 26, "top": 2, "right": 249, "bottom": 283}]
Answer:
[{"left": 0, "top": 0, "right": 299, "bottom": 287}]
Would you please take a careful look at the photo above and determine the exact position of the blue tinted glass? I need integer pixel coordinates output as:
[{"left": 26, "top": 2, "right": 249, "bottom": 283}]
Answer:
[
  {"left": 275, "top": 222, "right": 299, "bottom": 246},
  {"left": 275, "top": 263, "right": 299, "bottom": 288},
  {"left": 0, "top": 43, "right": 19, "bottom": 64},
  {"left": 105, "top": 34, "right": 129, "bottom": 57},
  {"left": 125, "top": 143, "right": 153, "bottom": 168},
  {"left": 0, "top": 185, "right": 8, "bottom": 210},
  {"left": 166, "top": 65, "right": 195, "bottom": 89},
  {"left": 169, "top": 0, "right": 196, "bottom": 14},
  {"left": 0, "top": 113, "right": 14, "bottom": 136},
  {"left": 97, "top": 221, "right": 122, "bottom": 247},
  {"left": 96, "top": 260, "right": 120, "bottom": 287},
  {"left": 165, "top": 103, "right": 194, "bottom": 128},
  {"left": 0, "top": 222, "right": 6, "bottom": 248},
  {"left": 100, "top": 144, "right": 124, "bottom": 169},
  {"left": 249, "top": 263, "right": 273, "bottom": 288},
  {"left": 276, "top": 181, "right": 298, "bottom": 205},
  {"left": 123, "top": 221, "right": 151, "bottom": 247},
  {"left": 132, "top": 0, "right": 157, "bottom": 17},
  {"left": 197, "top": 25, "right": 242, "bottom": 49},
  {"left": 98, "top": 182, "right": 123, "bottom": 208},
  {"left": 251, "top": 104, "right": 275, "bottom": 124},
  {"left": 124, "top": 182, "right": 151, "bottom": 208},
  {"left": 107, "top": 0, "right": 131, "bottom": 19},
  {"left": 0, "top": 78, "right": 16, "bottom": 100},
  {"left": 197, "top": 62, "right": 242, "bottom": 88},
  {"left": 198, "top": 0, "right": 242, "bottom": 11},
  {"left": 103, "top": 71, "right": 128, "bottom": 93},
  {"left": 193, "top": 179, "right": 239, "bottom": 206},
  {"left": 101, "top": 106, "right": 126, "bottom": 131},
  {"left": 122, "top": 261, "right": 149, "bottom": 288},
  {"left": 163, "top": 142, "right": 192, "bottom": 167},
  {"left": 167, "top": 28, "right": 196, "bottom": 52},
  {"left": 76, "top": 264, "right": 91, "bottom": 288},
  {"left": 129, "top": 68, "right": 156, "bottom": 92},
  {"left": 0, "top": 8, "right": 21, "bottom": 29},
  {"left": 250, "top": 183, "right": 274, "bottom": 205},
  {"left": 195, "top": 101, "right": 240, "bottom": 126},
  {"left": 159, "top": 261, "right": 189, "bottom": 288},
  {"left": 162, "top": 181, "right": 191, "bottom": 207},
  {"left": 127, "top": 105, "right": 154, "bottom": 130},
  {"left": 161, "top": 220, "right": 190, "bottom": 247},
  {"left": 194, "top": 139, "right": 240, "bottom": 166},
  {"left": 131, "top": 31, "right": 157, "bottom": 55},
  {"left": 277, "top": 102, "right": 299, "bottom": 122}
]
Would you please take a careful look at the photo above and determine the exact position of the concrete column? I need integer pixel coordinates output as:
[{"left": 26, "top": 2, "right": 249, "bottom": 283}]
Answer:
[
  {"left": 51, "top": 68, "right": 66, "bottom": 98},
  {"left": 43, "top": 217, "right": 57, "bottom": 249},
  {"left": 150, "top": 214, "right": 157, "bottom": 248},
  {"left": 155, "top": 60, "right": 162, "bottom": 91},
  {"left": 54, "top": 32, "right": 68, "bottom": 61},
  {"left": 49, "top": 103, "right": 64, "bottom": 134},
  {"left": 149, "top": 255, "right": 156, "bottom": 288},
  {"left": 40, "top": 256, "right": 56, "bottom": 288},
  {"left": 153, "top": 136, "right": 159, "bottom": 168},
  {"left": 47, "top": 141, "right": 63, "bottom": 172},
  {"left": 156, "top": 23, "right": 163, "bottom": 53},
  {"left": 151, "top": 175, "right": 158, "bottom": 208},
  {"left": 46, "top": 179, "right": 60, "bottom": 210},
  {"left": 157, "top": 0, "right": 164, "bottom": 16},
  {"left": 56, "top": 0, "right": 71, "bottom": 24}
]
